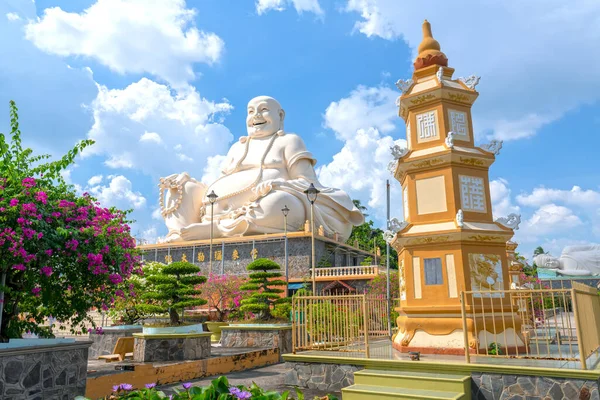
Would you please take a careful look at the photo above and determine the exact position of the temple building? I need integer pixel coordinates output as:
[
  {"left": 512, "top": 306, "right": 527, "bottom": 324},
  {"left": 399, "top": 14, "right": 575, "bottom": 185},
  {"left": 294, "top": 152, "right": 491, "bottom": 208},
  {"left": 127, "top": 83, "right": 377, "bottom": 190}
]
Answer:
[{"left": 389, "top": 20, "right": 521, "bottom": 354}]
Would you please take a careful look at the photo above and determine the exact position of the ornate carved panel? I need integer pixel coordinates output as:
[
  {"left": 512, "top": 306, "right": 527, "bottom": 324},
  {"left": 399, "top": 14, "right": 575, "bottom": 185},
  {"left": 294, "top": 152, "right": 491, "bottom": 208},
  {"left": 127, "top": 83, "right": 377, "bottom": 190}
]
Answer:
[
  {"left": 416, "top": 110, "right": 439, "bottom": 143},
  {"left": 448, "top": 109, "right": 469, "bottom": 139},
  {"left": 459, "top": 175, "right": 486, "bottom": 213}
]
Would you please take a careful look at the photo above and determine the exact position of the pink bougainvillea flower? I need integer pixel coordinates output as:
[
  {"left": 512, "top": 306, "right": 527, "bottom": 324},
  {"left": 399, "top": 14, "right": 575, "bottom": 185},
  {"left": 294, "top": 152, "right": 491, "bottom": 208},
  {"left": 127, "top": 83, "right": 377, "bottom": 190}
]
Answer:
[
  {"left": 40, "top": 266, "right": 53, "bottom": 277},
  {"left": 13, "top": 264, "right": 25, "bottom": 271},
  {"left": 34, "top": 191, "right": 48, "bottom": 204},
  {"left": 9, "top": 198, "right": 18, "bottom": 207},
  {"left": 21, "top": 177, "right": 36, "bottom": 188},
  {"left": 31, "top": 287, "right": 41, "bottom": 296}
]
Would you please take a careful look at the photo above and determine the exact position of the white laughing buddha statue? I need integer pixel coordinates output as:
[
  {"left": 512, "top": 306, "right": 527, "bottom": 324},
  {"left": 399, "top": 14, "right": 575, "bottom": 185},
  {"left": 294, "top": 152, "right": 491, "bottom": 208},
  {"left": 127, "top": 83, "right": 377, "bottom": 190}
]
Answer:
[{"left": 159, "top": 96, "right": 364, "bottom": 243}]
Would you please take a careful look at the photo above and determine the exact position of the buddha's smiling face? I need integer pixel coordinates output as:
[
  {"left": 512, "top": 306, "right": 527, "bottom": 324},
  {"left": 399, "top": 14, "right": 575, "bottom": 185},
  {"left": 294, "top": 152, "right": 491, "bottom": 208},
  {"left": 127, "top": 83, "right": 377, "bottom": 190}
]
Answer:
[{"left": 246, "top": 96, "right": 284, "bottom": 137}]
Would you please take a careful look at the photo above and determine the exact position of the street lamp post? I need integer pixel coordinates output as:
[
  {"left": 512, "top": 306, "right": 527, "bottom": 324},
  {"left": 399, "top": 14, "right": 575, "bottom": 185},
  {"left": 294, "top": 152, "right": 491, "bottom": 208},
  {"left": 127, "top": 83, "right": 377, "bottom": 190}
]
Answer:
[
  {"left": 282, "top": 205, "right": 290, "bottom": 295},
  {"left": 207, "top": 190, "right": 218, "bottom": 276},
  {"left": 304, "top": 183, "right": 320, "bottom": 294}
]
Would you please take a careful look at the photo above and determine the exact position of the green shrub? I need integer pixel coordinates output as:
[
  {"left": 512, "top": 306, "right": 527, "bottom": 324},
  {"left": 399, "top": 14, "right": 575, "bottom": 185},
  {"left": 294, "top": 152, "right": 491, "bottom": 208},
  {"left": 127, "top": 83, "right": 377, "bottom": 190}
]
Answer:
[
  {"left": 239, "top": 258, "right": 290, "bottom": 321},
  {"left": 137, "top": 261, "right": 207, "bottom": 325}
]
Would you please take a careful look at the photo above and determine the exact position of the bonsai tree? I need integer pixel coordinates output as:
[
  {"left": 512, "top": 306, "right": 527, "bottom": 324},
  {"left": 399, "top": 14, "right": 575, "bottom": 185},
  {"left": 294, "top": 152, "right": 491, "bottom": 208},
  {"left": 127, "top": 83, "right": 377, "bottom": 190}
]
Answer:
[
  {"left": 240, "top": 258, "right": 290, "bottom": 321},
  {"left": 139, "top": 261, "right": 207, "bottom": 325},
  {"left": 199, "top": 273, "right": 246, "bottom": 322},
  {"left": 0, "top": 101, "right": 142, "bottom": 341}
]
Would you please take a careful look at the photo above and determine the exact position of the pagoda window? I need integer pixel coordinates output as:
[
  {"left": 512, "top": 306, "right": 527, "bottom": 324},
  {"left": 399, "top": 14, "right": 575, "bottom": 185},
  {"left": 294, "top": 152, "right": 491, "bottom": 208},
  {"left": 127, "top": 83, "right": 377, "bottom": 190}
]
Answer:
[{"left": 424, "top": 257, "right": 443, "bottom": 285}]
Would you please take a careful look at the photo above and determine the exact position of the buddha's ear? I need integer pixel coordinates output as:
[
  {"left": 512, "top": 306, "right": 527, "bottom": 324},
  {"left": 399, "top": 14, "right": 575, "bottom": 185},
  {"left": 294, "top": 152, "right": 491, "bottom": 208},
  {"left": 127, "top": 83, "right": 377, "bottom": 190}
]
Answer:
[{"left": 279, "top": 108, "right": 285, "bottom": 121}]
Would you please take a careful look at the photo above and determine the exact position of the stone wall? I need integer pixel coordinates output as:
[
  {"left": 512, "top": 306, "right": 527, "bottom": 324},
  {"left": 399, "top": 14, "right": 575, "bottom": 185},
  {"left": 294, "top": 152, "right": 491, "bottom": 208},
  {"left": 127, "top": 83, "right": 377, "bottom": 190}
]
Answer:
[
  {"left": 141, "top": 236, "right": 368, "bottom": 280},
  {"left": 0, "top": 340, "right": 91, "bottom": 399},
  {"left": 88, "top": 326, "right": 142, "bottom": 359},
  {"left": 472, "top": 373, "right": 600, "bottom": 400},
  {"left": 283, "top": 362, "right": 361, "bottom": 392},
  {"left": 133, "top": 334, "right": 211, "bottom": 362},
  {"left": 221, "top": 327, "right": 292, "bottom": 361}
]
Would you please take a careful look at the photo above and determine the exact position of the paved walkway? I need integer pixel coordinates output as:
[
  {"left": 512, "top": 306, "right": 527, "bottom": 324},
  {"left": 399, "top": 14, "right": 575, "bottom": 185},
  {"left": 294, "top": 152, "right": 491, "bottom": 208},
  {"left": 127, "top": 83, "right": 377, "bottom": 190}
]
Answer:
[{"left": 159, "top": 363, "right": 339, "bottom": 399}]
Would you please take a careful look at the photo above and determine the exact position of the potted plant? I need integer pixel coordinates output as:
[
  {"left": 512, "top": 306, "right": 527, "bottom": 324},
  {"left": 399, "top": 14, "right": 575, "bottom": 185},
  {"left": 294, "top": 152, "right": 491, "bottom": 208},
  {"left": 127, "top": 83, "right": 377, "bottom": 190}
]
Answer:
[
  {"left": 200, "top": 273, "right": 246, "bottom": 342},
  {"left": 137, "top": 261, "right": 207, "bottom": 334}
]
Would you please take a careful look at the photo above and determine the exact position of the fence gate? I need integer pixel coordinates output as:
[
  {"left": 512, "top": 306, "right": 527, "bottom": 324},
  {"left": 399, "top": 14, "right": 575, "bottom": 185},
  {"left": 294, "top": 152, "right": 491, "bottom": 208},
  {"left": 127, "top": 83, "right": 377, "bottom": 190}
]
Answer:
[{"left": 292, "top": 294, "right": 390, "bottom": 357}]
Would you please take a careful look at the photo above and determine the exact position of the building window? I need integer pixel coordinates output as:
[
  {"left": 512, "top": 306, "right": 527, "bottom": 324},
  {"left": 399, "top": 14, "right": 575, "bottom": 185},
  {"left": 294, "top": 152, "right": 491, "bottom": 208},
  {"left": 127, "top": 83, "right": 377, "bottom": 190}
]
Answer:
[{"left": 424, "top": 258, "right": 443, "bottom": 285}]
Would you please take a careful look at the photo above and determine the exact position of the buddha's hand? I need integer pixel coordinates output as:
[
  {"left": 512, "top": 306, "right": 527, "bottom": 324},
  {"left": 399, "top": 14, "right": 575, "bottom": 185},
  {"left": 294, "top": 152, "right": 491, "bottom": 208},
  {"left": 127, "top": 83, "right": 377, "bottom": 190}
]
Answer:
[{"left": 252, "top": 179, "right": 285, "bottom": 199}]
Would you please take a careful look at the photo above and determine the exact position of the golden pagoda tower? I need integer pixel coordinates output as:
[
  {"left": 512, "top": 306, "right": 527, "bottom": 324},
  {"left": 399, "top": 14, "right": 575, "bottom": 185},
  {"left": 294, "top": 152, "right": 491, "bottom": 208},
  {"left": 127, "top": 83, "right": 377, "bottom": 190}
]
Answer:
[{"left": 390, "top": 20, "right": 523, "bottom": 354}]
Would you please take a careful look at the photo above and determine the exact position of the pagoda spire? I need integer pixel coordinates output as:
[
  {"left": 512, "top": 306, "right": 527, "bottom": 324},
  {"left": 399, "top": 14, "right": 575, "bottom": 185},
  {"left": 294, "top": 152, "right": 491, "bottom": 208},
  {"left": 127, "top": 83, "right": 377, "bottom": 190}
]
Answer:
[{"left": 413, "top": 20, "right": 448, "bottom": 70}]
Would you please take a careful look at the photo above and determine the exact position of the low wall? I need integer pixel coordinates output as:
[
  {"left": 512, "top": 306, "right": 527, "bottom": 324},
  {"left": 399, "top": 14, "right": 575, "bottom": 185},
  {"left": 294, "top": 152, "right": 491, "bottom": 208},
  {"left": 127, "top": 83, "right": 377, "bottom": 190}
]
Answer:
[
  {"left": 86, "top": 348, "right": 280, "bottom": 399},
  {"left": 0, "top": 340, "right": 91, "bottom": 399},
  {"left": 283, "top": 362, "right": 360, "bottom": 392},
  {"left": 283, "top": 359, "right": 600, "bottom": 399},
  {"left": 472, "top": 373, "right": 599, "bottom": 399},
  {"left": 133, "top": 333, "right": 212, "bottom": 362},
  {"left": 221, "top": 325, "right": 292, "bottom": 360},
  {"left": 88, "top": 326, "right": 142, "bottom": 359}
]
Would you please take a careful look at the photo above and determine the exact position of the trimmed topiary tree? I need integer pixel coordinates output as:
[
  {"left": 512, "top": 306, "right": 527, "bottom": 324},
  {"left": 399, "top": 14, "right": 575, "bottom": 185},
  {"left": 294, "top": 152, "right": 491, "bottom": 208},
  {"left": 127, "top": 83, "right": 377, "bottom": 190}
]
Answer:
[
  {"left": 240, "top": 258, "right": 290, "bottom": 321},
  {"left": 138, "top": 261, "right": 207, "bottom": 325}
]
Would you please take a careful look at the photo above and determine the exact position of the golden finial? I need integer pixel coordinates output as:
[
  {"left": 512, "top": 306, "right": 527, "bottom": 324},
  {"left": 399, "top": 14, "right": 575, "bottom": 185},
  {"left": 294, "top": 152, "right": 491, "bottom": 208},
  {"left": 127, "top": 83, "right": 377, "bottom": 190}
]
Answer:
[{"left": 414, "top": 19, "right": 448, "bottom": 70}]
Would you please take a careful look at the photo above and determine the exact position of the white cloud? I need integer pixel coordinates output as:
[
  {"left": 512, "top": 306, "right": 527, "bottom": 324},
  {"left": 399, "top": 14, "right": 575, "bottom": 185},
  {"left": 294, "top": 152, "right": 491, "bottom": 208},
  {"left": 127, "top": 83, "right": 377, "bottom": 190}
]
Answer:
[
  {"left": 323, "top": 85, "right": 398, "bottom": 140},
  {"left": 140, "top": 132, "right": 162, "bottom": 144},
  {"left": 318, "top": 85, "right": 405, "bottom": 224},
  {"left": 524, "top": 204, "right": 582, "bottom": 236},
  {"left": 24, "top": 0, "right": 225, "bottom": 87},
  {"left": 152, "top": 207, "right": 163, "bottom": 220},
  {"left": 318, "top": 127, "right": 404, "bottom": 223},
  {"left": 516, "top": 186, "right": 600, "bottom": 208},
  {"left": 342, "top": 0, "right": 600, "bottom": 141},
  {"left": 87, "top": 175, "right": 147, "bottom": 210},
  {"left": 489, "top": 178, "right": 520, "bottom": 219},
  {"left": 87, "top": 174, "right": 103, "bottom": 186},
  {"left": 256, "top": 0, "right": 323, "bottom": 15},
  {"left": 6, "top": 12, "right": 20, "bottom": 21},
  {"left": 83, "top": 78, "right": 233, "bottom": 179},
  {"left": 201, "top": 154, "right": 228, "bottom": 185}
]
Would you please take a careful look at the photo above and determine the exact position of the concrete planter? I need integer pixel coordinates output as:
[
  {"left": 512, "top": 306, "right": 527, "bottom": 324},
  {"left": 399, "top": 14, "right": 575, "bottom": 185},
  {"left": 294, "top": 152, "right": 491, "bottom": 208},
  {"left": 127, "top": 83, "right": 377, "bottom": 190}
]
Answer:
[
  {"left": 0, "top": 339, "right": 91, "bottom": 399},
  {"left": 221, "top": 324, "right": 292, "bottom": 360},
  {"left": 142, "top": 323, "right": 204, "bottom": 335},
  {"left": 206, "top": 322, "right": 229, "bottom": 342},
  {"left": 132, "top": 332, "right": 212, "bottom": 362},
  {"left": 88, "top": 325, "right": 142, "bottom": 359}
]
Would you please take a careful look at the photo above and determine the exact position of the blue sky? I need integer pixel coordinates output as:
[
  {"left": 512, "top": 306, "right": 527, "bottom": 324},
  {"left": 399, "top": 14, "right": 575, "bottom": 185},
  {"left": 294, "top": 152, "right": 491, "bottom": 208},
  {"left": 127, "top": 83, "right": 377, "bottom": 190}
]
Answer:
[{"left": 1, "top": 0, "right": 600, "bottom": 261}]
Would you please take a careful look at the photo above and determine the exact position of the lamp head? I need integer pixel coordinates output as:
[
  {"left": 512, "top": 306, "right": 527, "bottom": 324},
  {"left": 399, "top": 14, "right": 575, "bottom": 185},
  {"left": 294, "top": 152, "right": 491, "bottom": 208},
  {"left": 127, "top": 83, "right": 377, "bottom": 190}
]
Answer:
[
  {"left": 207, "top": 190, "right": 218, "bottom": 204},
  {"left": 281, "top": 205, "right": 290, "bottom": 216},
  {"left": 304, "top": 183, "right": 320, "bottom": 204}
]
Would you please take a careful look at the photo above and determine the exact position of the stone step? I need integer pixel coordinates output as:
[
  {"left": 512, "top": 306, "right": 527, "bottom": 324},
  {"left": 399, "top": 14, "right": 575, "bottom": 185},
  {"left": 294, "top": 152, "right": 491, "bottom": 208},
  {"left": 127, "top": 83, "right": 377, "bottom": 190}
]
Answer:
[
  {"left": 341, "top": 384, "right": 466, "bottom": 400},
  {"left": 354, "top": 369, "right": 470, "bottom": 393}
]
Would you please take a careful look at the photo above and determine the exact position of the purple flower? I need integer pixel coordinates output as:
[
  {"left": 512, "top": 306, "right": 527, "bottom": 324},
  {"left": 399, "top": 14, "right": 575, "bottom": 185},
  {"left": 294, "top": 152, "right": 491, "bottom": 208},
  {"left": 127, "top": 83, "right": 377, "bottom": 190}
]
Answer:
[
  {"left": 182, "top": 382, "right": 192, "bottom": 390},
  {"left": 9, "top": 198, "right": 18, "bottom": 207},
  {"left": 21, "top": 177, "right": 36, "bottom": 188},
  {"left": 13, "top": 264, "right": 25, "bottom": 271},
  {"left": 145, "top": 383, "right": 156, "bottom": 389},
  {"left": 112, "top": 385, "right": 120, "bottom": 392},
  {"left": 121, "top": 383, "right": 133, "bottom": 391},
  {"left": 40, "top": 266, "right": 53, "bottom": 277},
  {"left": 31, "top": 287, "right": 41, "bottom": 297},
  {"left": 229, "top": 388, "right": 251, "bottom": 399}
]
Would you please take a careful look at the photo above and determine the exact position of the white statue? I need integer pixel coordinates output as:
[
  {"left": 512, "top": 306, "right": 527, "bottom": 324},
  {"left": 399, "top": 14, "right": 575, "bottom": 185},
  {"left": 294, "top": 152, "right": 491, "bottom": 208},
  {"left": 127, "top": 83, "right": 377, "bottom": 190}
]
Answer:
[
  {"left": 436, "top": 67, "right": 444, "bottom": 85},
  {"left": 456, "top": 209, "right": 464, "bottom": 227},
  {"left": 445, "top": 131, "right": 455, "bottom": 149},
  {"left": 495, "top": 213, "right": 521, "bottom": 230},
  {"left": 389, "top": 217, "right": 408, "bottom": 233},
  {"left": 395, "top": 78, "right": 413, "bottom": 95},
  {"left": 383, "top": 230, "right": 395, "bottom": 244},
  {"left": 160, "top": 96, "right": 364, "bottom": 242},
  {"left": 480, "top": 140, "right": 503, "bottom": 155},
  {"left": 387, "top": 143, "right": 409, "bottom": 175},
  {"left": 534, "top": 245, "right": 600, "bottom": 276},
  {"left": 458, "top": 75, "right": 481, "bottom": 90}
]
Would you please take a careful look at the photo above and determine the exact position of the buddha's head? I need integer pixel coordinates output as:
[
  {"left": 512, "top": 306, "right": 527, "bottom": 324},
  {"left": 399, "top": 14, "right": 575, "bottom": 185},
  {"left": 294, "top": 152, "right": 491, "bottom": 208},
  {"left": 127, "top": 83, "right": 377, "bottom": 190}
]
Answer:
[{"left": 246, "top": 96, "right": 285, "bottom": 137}]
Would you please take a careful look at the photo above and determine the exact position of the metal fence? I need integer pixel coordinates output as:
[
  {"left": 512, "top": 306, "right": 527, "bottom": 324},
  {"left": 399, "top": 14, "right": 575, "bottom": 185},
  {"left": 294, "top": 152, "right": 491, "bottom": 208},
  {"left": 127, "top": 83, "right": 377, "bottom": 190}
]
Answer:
[
  {"left": 292, "top": 294, "right": 390, "bottom": 357},
  {"left": 460, "top": 283, "right": 600, "bottom": 369}
]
